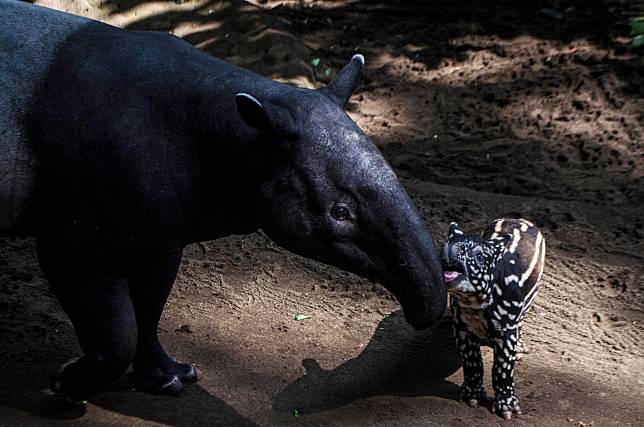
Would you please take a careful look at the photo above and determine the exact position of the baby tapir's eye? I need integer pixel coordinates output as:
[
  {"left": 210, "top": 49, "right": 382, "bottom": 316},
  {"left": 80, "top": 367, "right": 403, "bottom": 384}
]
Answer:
[
  {"left": 475, "top": 253, "right": 484, "bottom": 263},
  {"left": 331, "top": 204, "right": 350, "bottom": 221}
]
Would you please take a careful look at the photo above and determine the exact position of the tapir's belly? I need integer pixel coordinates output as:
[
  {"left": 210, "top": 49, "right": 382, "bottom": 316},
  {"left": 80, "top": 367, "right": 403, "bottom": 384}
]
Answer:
[{"left": 0, "top": 0, "right": 89, "bottom": 234}]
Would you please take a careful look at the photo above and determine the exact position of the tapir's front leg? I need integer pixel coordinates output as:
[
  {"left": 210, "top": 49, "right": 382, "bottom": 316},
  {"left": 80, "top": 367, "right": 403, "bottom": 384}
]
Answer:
[
  {"left": 129, "top": 250, "right": 201, "bottom": 395},
  {"left": 491, "top": 330, "right": 522, "bottom": 419},
  {"left": 454, "top": 329, "right": 487, "bottom": 406}
]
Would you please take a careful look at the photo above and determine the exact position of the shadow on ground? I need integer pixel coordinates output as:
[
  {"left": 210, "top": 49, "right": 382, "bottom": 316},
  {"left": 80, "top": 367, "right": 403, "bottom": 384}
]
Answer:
[{"left": 273, "top": 311, "right": 461, "bottom": 415}]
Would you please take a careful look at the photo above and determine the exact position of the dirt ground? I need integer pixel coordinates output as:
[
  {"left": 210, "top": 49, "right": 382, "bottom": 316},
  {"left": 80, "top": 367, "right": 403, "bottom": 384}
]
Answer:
[{"left": 1, "top": 0, "right": 643, "bottom": 425}]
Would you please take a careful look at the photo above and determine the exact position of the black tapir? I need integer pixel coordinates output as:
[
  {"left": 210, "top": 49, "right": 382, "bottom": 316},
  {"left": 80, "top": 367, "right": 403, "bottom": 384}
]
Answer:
[{"left": 0, "top": 0, "right": 445, "bottom": 402}]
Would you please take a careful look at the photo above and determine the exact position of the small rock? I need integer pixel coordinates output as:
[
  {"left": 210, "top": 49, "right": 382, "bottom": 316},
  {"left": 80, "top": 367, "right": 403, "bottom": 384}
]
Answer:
[{"left": 176, "top": 324, "right": 192, "bottom": 333}]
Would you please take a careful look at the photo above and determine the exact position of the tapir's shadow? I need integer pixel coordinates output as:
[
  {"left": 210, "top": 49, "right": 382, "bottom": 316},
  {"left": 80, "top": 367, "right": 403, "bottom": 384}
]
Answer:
[
  {"left": 272, "top": 311, "right": 461, "bottom": 415},
  {"left": 3, "top": 376, "right": 258, "bottom": 426}
]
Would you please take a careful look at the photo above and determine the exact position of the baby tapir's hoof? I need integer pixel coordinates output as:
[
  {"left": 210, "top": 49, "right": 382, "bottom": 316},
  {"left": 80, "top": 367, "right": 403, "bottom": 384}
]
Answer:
[
  {"left": 492, "top": 395, "right": 522, "bottom": 420},
  {"left": 458, "top": 384, "right": 488, "bottom": 407}
]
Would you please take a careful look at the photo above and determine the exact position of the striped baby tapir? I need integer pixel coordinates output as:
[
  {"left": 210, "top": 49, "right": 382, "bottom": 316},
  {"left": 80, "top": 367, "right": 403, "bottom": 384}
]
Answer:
[{"left": 442, "top": 218, "right": 545, "bottom": 419}]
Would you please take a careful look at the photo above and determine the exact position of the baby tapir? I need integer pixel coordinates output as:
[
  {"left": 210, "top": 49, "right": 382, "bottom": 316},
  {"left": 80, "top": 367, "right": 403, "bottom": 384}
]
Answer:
[
  {"left": 443, "top": 219, "right": 545, "bottom": 419},
  {"left": 0, "top": 1, "right": 446, "bottom": 402}
]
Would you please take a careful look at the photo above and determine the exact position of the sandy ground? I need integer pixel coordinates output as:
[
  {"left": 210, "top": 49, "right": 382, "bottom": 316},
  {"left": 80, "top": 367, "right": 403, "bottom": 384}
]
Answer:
[{"left": 1, "top": 0, "right": 643, "bottom": 426}]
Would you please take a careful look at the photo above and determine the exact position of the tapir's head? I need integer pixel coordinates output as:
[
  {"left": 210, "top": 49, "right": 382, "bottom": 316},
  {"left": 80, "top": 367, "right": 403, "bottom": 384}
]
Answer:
[
  {"left": 442, "top": 222, "right": 512, "bottom": 309},
  {"left": 234, "top": 55, "right": 445, "bottom": 329}
]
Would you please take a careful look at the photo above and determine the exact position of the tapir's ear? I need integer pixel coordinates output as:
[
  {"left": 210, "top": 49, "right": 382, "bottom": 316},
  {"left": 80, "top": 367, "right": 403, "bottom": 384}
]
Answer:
[
  {"left": 235, "top": 93, "right": 274, "bottom": 133},
  {"left": 235, "top": 93, "right": 295, "bottom": 135},
  {"left": 448, "top": 222, "right": 463, "bottom": 239},
  {"left": 321, "top": 54, "right": 364, "bottom": 107},
  {"left": 491, "top": 233, "right": 513, "bottom": 256}
]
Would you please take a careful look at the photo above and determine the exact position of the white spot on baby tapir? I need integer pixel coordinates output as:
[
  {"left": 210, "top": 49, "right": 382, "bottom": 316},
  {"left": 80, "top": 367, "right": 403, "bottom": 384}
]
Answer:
[
  {"left": 496, "top": 286, "right": 503, "bottom": 296},
  {"left": 509, "top": 259, "right": 516, "bottom": 264},
  {"left": 496, "top": 305, "right": 508, "bottom": 316}
]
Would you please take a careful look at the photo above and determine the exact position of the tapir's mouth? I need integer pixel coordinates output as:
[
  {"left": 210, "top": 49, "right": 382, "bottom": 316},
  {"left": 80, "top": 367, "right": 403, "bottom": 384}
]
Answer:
[{"left": 442, "top": 262, "right": 465, "bottom": 287}]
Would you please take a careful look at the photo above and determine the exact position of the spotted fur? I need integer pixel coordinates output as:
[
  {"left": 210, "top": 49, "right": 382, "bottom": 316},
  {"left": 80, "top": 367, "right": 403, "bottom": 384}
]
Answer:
[{"left": 443, "top": 218, "right": 545, "bottom": 419}]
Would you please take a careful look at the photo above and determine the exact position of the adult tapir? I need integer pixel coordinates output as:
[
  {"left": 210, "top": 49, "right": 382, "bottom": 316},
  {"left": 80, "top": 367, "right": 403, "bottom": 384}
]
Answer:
[{"left": 0, "top": 0, "right": 445, "bottom": 402}]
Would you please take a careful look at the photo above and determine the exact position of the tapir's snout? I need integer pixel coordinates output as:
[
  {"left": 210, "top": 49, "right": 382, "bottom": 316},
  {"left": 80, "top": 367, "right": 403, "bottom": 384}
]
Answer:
[
  {"left": 400, "top": 278, "right": 447, "bottom": 330},
  {"left": 385, "top": 222, "right": 447, "bottom": 330},
  {"left": 404, "top": 299, "right": 446, "bottom": 330}
]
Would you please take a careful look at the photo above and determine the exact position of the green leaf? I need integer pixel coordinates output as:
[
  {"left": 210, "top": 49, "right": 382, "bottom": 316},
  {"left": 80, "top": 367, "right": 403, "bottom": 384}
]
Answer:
[
  {"left": 630, "top": 17, "right": 644, "bottom": 36},
  {"left": 324, "top": 68, "right": 332, "bottom": 77},
  {"left": 310, "top": 58, "right": 320, "bottom": 67},
  {"left": 292, "top": 409, "right": 300, "bottom": 417},
  {"left": 294, "top": 313, "right": 311, "bottom": 321},
  {"left": 633, "top": 34, "right": 644, "bottom": 47}
]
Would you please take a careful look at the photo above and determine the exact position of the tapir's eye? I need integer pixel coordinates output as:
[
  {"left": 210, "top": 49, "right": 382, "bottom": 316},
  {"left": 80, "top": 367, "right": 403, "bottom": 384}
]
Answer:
[
  {"left": 471, "top": 247, "right": 484, "bottom": 264},
  {"left": 331, "top": 204, "right": 350, "bottom": 221}
]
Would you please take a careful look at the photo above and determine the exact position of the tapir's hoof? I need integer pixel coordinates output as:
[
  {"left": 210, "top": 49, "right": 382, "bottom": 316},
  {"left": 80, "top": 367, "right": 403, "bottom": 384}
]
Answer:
[
  {"left": 158, "top": 376, "right": 185, "bottom": 396},
  {"left": 492, "top": 396, "right": 521, "bottom": 420},
  {"left": 180, "top": 364, "right": 203, "bottom": 383},
  {"left": 135, "top": 375, "right": 185, "bottom": 396},
  {"left": 49, "top": 358, "right": 88, "bottom": 404}
]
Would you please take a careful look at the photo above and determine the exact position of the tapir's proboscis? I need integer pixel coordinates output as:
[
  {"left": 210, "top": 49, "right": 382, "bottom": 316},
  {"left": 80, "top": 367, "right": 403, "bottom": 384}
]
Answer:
[{"left": 0, "top": 1, "right": 445, "bottom": 401}]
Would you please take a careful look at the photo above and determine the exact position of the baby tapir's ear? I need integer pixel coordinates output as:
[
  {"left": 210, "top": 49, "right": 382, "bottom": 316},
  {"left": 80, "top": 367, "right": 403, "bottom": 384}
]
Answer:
[
  {"left": 448, "top": 222, "right": 463, "bottom": 239},
  {"left": 321, "top": 54, "right": 365, "bottom": 107},
  {"left": 492, "top": 233, "right": 513, "bottom": 256},
  {"left": 235, "top": 93, "right": 293, "bottom": 134}
]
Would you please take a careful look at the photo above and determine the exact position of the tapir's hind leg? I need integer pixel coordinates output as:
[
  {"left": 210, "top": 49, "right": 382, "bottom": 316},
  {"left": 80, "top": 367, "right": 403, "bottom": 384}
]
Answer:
[
  {"left": 47, "top": 276, "right": 137, "bottom": 403},
  {"left": 129, "top": 250, "right": 200, "bottom": 395}
]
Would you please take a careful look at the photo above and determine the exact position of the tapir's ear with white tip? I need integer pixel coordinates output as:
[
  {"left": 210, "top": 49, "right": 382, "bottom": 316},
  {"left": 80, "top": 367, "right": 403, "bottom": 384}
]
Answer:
[
  {"left": 235, "top": 93, "right": 274, "bottom": 133},
  {"left": 321, "top": 54, "right": 365, "bottom": 108},
  {"left": 448, "top": 222, "right": 464, "bottom": 239}
]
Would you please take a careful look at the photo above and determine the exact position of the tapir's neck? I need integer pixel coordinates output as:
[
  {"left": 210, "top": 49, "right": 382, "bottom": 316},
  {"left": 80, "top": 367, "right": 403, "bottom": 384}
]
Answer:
[{"left": 183, "top": 78, "right": 278, "bottom": 243}]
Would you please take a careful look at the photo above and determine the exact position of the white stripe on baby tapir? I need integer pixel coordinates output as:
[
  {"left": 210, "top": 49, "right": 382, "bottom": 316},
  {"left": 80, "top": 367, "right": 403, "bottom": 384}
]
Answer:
[
  {"left": 517, "top": 231, "right": 543, "bottom": 287},
  {"left": 504, "top": 274, "right": 519, "bottom": 285},
  {"left": 535, "top": 238, "right": 546, "bottom": 285},
  {"left": 490, "top": 218, "right": 504, "bottom": 239},
  {"left": 508, "top": 227, "right": 522, "bottom": 253}
]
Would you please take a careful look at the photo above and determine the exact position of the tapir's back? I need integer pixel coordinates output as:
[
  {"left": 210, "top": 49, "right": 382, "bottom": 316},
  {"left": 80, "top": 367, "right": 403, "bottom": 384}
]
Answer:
[
  {"left": 0, "top": 0, "right": 90, "bottom": 234},
  {"left": 483, "top": 218, "right": 545, "bottom": 312}
]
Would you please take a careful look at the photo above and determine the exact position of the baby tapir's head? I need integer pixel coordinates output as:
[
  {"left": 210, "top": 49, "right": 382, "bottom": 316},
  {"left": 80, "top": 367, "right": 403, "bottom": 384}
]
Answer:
[{"left": 443, "top": 222, "right": 512, "bottom": 307}]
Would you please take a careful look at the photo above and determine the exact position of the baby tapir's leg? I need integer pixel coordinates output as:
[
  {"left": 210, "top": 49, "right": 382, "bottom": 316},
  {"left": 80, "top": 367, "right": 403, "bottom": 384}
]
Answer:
[
  {"left": 47, "top": 275, "right": 137, "bottom": 403},
  {"left": 455, "top": 329, "right": 487, "bottom": 406},
  {"left": 515, "top": 323, "right": 528, "bottom": 356},
  {"left": 129, "top": 250, "right": 200, "bottom": 394},
  {"left": 491, "top": 330, "right": 522, "bottom": 419}
]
